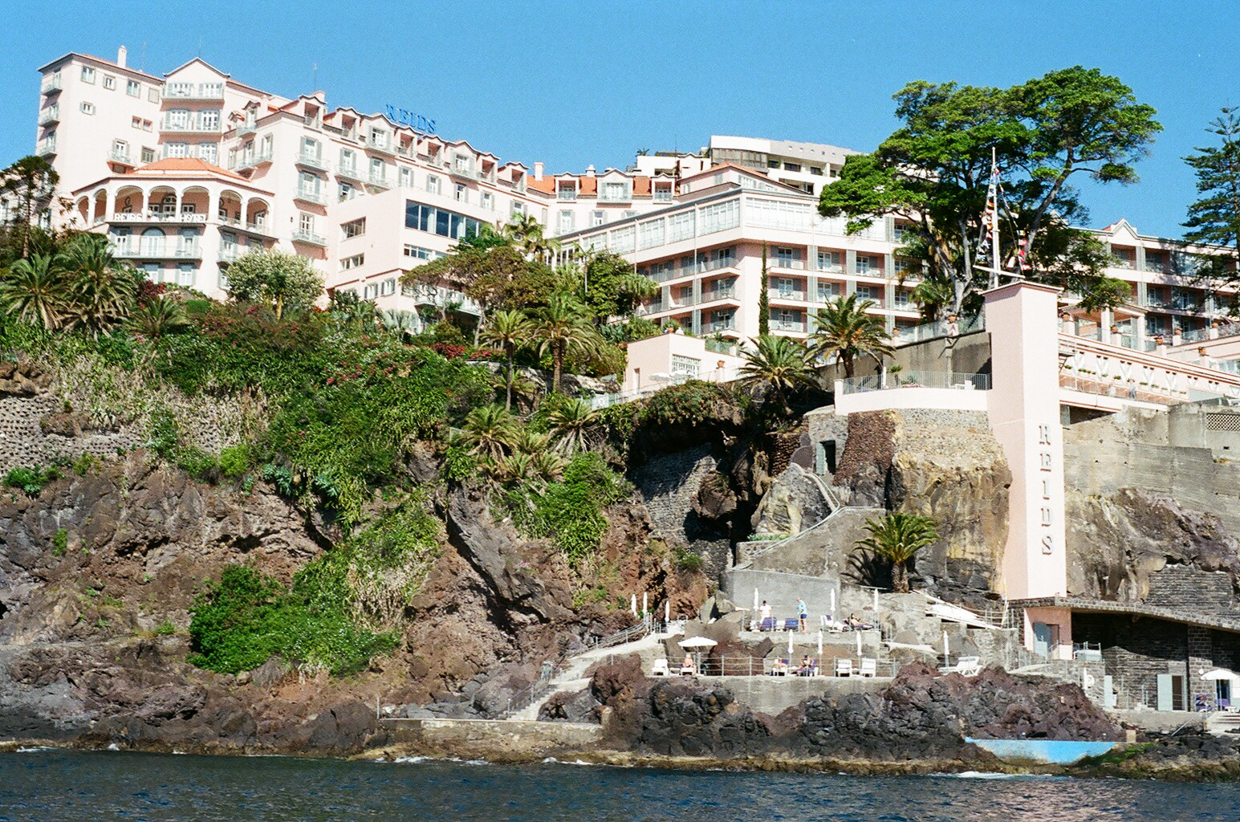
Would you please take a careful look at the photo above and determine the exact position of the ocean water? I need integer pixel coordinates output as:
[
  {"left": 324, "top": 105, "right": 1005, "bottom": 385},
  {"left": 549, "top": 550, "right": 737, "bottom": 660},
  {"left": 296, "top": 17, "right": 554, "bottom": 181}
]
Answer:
[{"left": 2, "top": 749, "right": 1239, "bottom": 821}]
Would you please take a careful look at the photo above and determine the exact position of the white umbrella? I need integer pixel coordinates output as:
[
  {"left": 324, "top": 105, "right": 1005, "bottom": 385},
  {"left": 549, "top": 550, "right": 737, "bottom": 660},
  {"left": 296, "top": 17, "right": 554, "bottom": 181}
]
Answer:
[
  {"left": 642, "top": 592, "right": 648, "bottom": 615},
  {"left": 788, "top": 630, "right": 794, "bottom": 656},
  {"left": 1202, "top": 669, "right": 1240, "bottom": 681},
  {"left": 679, "top": 636, "right": 718, "bottom": 648},
  {"left": 856, "top": 631, "right": 863, "bottom": 659},
  {"left": 873, "top": 588, "right": 879, "bottom": 613},
  {"left": 630, "top": 594, "right": 637, "bottom": 616},
  {"left": 942, "top": 630, "right": 950, "bottom": 663},
  {"left": 829, "top": 589, "right": 836, "bottom": 617},
  {"left": 665, "top": 600, "right": 670, "bottom": 623}
]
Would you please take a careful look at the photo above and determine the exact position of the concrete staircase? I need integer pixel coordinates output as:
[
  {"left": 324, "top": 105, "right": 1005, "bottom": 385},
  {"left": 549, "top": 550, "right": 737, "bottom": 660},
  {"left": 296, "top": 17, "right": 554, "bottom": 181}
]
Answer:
[{"left": 1206, "top": 711, "right": 1240, "bottom": 736}]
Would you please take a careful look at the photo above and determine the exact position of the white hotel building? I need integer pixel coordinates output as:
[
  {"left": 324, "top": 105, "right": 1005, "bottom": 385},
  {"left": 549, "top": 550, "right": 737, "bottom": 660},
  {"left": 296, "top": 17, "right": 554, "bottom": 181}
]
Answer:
[{"left": 28, "top": 47, "right": 1240, "bottom": 351}]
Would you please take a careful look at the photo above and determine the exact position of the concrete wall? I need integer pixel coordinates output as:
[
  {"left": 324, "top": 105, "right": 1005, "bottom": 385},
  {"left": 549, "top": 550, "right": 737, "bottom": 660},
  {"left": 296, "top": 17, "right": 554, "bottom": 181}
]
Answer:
[
  {"left": 708, "top": 674, "right": 887, "bottom": 715},
  {"left": 722, "top": 569, "right": 842, "bottom": 624}
]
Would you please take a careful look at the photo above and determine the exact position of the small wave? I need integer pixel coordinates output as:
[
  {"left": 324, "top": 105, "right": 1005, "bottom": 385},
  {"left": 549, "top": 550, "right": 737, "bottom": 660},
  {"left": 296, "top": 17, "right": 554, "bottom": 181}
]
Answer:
[
  {"left": 389, "top": 755, "right": 490, "bottom": 766},
  {"left": 540, "top": 757, "right": 598, "bottom": 767},
  {"left": 16, "top": 746, "right": 55, "bottom": 753},
  {"left": 106, "top": 743, "right": 120, "bottom": 751},
  {"left": 936, "top": 771, "right": 1061, "bottom": 780}
]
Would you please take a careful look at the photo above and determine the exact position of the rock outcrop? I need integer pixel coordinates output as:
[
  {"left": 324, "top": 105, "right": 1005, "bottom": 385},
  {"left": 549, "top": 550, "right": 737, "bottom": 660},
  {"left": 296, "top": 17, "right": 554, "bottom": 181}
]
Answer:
[{"left": 749, "top": 463, "right": 831, "bottom": 536}]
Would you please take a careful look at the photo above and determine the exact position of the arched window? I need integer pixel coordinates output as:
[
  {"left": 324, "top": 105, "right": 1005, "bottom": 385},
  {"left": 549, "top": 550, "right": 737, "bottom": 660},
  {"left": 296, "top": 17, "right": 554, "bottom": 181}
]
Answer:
[{"left": 141, "top": 227, "right": 165, "bottom": 257}]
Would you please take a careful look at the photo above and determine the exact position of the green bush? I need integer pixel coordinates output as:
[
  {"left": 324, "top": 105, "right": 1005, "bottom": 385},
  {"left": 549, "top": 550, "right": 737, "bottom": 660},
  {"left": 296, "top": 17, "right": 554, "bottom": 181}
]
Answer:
[
  {"left": 218, "top": 443, "right": 252, "bottom": 479},
  {"left": 71, "top": 453, "right": 100, "bottom": 476},
  {"left": 188, "top": 563, "right": 395, "bottom": 676},
  {"left": 502, "top": 453, "right": 631, "bottom": 564},
  {"left": 154, "top": 620, "right": 177, "bottom": 636},
  {"left": 641, "top": 380, "right": 740, "bottom": 427},
  {"left": 52, "top": 528, "right": 69, "bottom": 556},
  {"left": 4, "top": 465, "right": 61, "bottom": 496},
  {"left": 674, "top": 547, "right": 704, "bottom": 573}
]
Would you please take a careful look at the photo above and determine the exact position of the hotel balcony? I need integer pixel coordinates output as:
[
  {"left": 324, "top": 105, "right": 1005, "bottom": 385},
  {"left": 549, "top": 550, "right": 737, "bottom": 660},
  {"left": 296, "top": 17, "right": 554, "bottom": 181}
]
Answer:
[
  {"left": 292, "top": 229, "right": 327, "bottom": 247},
  {"left": 218, "top": 246, "right": 241, "bottom": 263},
  {"left": 160, "top": 119, "right": 221, "bottom": 134},
  {"left": 335, "top": 164, "right": 366, "bottom": 183},
  {"left": 701, "top": 284, "right": 738, "bottom": 302},
  {"left": 41, "top": 74, "right": 62, "bottom": 95},
  {"left": 237, "top": 150, "right": 274, "bottom": 170},
  {"left": 219, "top": 216, "right": 275, "bottom": 237},
  {"left": 449, "top": 164, "right": 479, "bottom": 181},
  {"left": 109, "top": 149, "right": 133, "bottom": 166},
  {"left": 163, "top": 87, "right": 225, "bottom": 102},
  {"left": 236, "top": 122, "right": 257, "bottom": 136},
  {"left": 294, "top": 188, "right": 326, "bottom": 206},
  {"left": 366, "top": 139, "right": 396, "bottom": 157},
  {"left": 769, "top": 288, "right": 808, "bottom": 302},
  {"left": 114, "top": 246, "right": 202, "bottom": 260},
  {"left": 36, "top": 138, "right": 56, "bottom": 157},
  {"left": 367, "top": 173, "right": 391, "bottom": 190},
  {"left": 38, "top": 105, "right": 59, "bottom": 126},
  {"left": 296, "top": 152, "right": 328, "bottom": 171},
  {"left": 770, "top": 258, "right": 807, "bottom": 271},
  {"left": 703, "top": 319, "right": 737, "bottom": 334},
  {"left": 771, "top": 318, "right": 808, "bottom": 333}
]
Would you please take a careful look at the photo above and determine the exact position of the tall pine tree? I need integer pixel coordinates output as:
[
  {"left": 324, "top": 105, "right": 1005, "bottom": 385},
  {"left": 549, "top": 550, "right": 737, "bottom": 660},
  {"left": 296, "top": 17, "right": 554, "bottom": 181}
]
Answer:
[
  {"left": 758, "top": 242, "right": 770, "bottom": 337},
  {"left": 1184, "top": 106, "right": 1240, "bottom": 304}
]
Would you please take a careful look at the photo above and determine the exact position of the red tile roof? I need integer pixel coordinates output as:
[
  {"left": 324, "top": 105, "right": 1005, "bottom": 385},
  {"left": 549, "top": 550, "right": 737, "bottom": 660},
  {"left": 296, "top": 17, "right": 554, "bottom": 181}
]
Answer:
[{"left": 133, "top": 158, "right": 251, "bottom": 181}]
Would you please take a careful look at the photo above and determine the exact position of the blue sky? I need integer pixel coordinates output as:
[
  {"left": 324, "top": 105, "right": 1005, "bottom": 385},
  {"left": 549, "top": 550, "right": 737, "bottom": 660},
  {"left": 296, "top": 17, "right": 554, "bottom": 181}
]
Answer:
[{"left": 10, "top": 0, "right": 1239, "bottom": 238}]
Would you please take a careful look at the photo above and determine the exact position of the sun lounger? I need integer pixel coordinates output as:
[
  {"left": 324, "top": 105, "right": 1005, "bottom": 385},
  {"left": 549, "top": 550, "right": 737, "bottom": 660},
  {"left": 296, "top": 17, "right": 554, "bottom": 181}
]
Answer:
[
  {"left": 860, "top": 658, "right": 877, "bottom": 677},
  {"left": 651, "top": 659, "right": 669, "bottom": 677},
  {"left": 783, "top": 618, "right": 799, "bottom": 632},
  {"left": 835, "top": 658, "right": 853, "bottom": 677},
  {"left": 760, "top": 617, "right": 775, "bottom": 632},
  {"left": 938, "top": 655, "right": 982, "bottom": 677}
]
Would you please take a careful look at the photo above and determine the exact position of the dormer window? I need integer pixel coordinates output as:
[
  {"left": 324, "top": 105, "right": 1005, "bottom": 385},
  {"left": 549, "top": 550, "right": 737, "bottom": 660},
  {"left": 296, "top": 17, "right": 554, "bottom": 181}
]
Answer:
[
  {"left": 601, "top": 181, "right": 630, "bottom": 202},
  {"left": 557, "top": 181, "right": 577, "bottom": 201}
]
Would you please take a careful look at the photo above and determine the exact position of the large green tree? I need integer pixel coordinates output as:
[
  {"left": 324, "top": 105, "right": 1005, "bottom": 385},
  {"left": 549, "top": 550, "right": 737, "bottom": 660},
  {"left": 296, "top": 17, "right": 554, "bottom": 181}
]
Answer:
[
  {"left": 225, "top": 249, "right": 324, "bottom": 319},
  {"left": 1183, "top": 106, "right": 1240, "bottom": 306},
  {"left": 820, "top": 67, "right": 1162, "bottom": 314},
  {"left": 855, "top": 512, "right": 939, "bottom": 593},
  {"left": 576, "top": 250, "right": 657, "bottom": 322},
  {"left": 0, "top": 156, "right": 60, "bottom": 259},
  {"left": 532, "top": 293, "right": 602, "bottom": 392},
  {"left": 480, "top": 309, "right": 532, "bottom": 410},
  {"left": 810, "top": 294, "right": 894, "bottom": 379},
  {"left": 739, "top": 334, "right": 817, "bottom": 416},
  {"left": 58, "top": 234, "right": 139, "bottom": 336}
]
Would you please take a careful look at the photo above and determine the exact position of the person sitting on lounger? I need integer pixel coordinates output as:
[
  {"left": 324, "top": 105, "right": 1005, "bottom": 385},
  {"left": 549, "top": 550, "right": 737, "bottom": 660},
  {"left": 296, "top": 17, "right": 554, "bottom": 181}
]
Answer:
[
  {"left": 796, "top": 655, "right": 813, "bottom": 676},
  {"left": 680, "top": 654, "right": 696, "bottom": 676},
  {"left": 770, "top": 658, "right": 788, "bottom": 676}
]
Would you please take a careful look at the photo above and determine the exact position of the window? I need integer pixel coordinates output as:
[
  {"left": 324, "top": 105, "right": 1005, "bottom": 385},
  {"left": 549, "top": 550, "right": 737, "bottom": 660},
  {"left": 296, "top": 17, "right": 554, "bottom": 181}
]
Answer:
[
  {"left": 80, "top": 102, "right": 95, "bottom": 115},
  {"left": 341, "top": 254, "right": 365, "bottom": 271},
  {"left": 404, "top": 200, "right": 483, "bottom": 240},
  {"left": 338, "top": 182, "right": 356, "bottom": 202},
  {"left": 557, "top": 210, "right": 574, "bottom": 234},
  {"left": 817, "top": 281, "right": 841, "bottom": 302},
  {"left": 131, "top": 117, "right": 152, "bottom": 131},
  {"left": 403, "top": 245, "right": 443, "bottom": 262},
  {"left": 199, "top": 110, "right": 220, "bottom": 130},
  {"left": 299, "top": 213, "right": 316, "bottom": 234},
  {"left": 81, "top": 66, "right": 96, "bottom": 84},
  {"left": 426, "top": 175, "right": 440, "bottom": 195},
  {"left": 164, "top": 142, "right": 188, "bottom": 158},
  {"left": 775, "top": 277, "right": 796, "bottom": 297},
  {"left": 111, "top": 139, "right": 128, "bottom": 158},
  {"left": 638, "top": 218, "right": 665, "bottom": 250},
  {"left": 341, "top": 218, "right": 366, "bottom": 239},
  {"left": 197, "top": 143, "right": 217, "bottom": 164},
  {"left": 369, "top": 128, "right": 388, "bottom": 149},
  {"left": 809, "top": 167, "right": 823, "bottom": 176},
  {"left": 226, "top": 148, "right": 237, "bottom": 168},
  {"left": 481, "top": 191, "right": 493, "bottom": 211},
  {"left": 370, "top": 156, "right": 386, "bottom": 182},
  {"left": 147, "top": 87, "right": 160, "bottom": 103},
  {"left": 363, "top": 282, "right": 379, "bottom": 300},
  {"left": 126, "top": 79, "right": 141, "bottom": 97},
  {"left": 177, "top": 263, "right": 196, "bottom": 287},
  {"left": 653, "top": 185, "right": 672, "bottom": 202},
  {"left": 602, "top": 181, "right": 629, "bottom": 201},
  {"left": 167, "top": 82, "right": 194, "bottom": 97},
  {"left": 103, "top": 75, "right": 116, "bottom": 90},
  {"left": 454, "top": 183, "right": 467, "bottom": 202},
  {"left": 774, "top": 246, "right": 799, "bottom": 267},
  {"left": 669, "top": 211, "right": 695, "bottom": 242},
  {"left": 767, "top": 159, "right": 780, "bottom": 169},
  {"left": 298, "top": 171, "right": 321, "bottom": 197},
  {"left": 856, "top": 285, "right": 882, "bottom": 302},
  {"left": 591, "top": 210, "right": 605, "bottom": 227},
  {"left": 699, "top": 200, "right": 739, "bottom": 234},
  {"left": 339, "top": 148, "right": 357, "bottom": 173},
  {"left": 399, "top": 166, "right": 413, "bottom": 188},
  {"left": 783, "top": 162, "right": 801, "bottom": 172},
  {"left": 301, "top": 136, "right": 320, "bottom": 158},
  {"left": 557, "top": 182, "right": 577, "bottom": 201},
  {"left": 166, "top": 108, "right": 190, "bottom": 129},
  {"left": 380, "top": 278, "right": 396, "bottom": 296},
  {"left": 510, "top": 201, "right": 525, "bottom": 217},
  {"left": 817, "top": 250, "right": 842, "bottom": 272},
  {"left": 855, "top": 255, "right": 879, "bottom": 275},
  {"left": 141, "top": 147, "right": 156, "bottom": 163},
  {"left": 671, "top": 355, "right": 700, "bottom": 379}
]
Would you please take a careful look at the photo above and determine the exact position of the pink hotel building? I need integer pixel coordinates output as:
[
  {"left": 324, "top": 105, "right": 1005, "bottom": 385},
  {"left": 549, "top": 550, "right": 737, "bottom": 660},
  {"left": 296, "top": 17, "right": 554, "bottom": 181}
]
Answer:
[{"left": 29, "top": 47, "right": 1240, "bottom": 350}]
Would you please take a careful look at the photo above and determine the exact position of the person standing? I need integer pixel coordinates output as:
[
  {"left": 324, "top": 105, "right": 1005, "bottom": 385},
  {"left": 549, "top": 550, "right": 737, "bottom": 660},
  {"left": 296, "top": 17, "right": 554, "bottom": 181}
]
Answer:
[
  {"left": 760, "top": 600, "right": 772, "bottom": 630},
  {"left": 797, "top": 597, "right": 808, "bottom": 632}
]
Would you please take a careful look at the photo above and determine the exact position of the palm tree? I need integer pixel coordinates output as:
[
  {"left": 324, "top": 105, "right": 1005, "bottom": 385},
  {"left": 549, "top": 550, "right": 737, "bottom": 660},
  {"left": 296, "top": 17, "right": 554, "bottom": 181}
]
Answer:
[
  {"left": 855, "top": 512, "right": 938, "bottom": 594},
  {"left": 127, "top": 296, "right": 190, "bottom": 338},
  {"left": 493, "top": 367, "right": 539, "bottom": 413},
  {"left": 514, "top": 429, "right": 552, "bottom": 456},
  {"left": 909, "top": 279, "right": 954, "bottom": 323},
  {"left": 58, "top": 236, "right": 137, "bottom": 336},
  {"left": 491, "top": 451, "right": 534, "bottom": 485},
  {"left": 548, "top": 398, "right": 598, "bottom": 455},
  {"left": 461, "top": 404, "right": 519, "bottom": 462},
  {"left": 532, "top": 294, "right": 601, "bottom": 393},
  {"left": 739, "top": 335, "right": 817, "bottom": 416},
  {"left": 504, "top": 213, "right": 561, "bottom": 260},
  {"left": 0, "top": 254, "right": 66, "bottom": 329},
  {"left": 481, "top": 309, "right": 532, "bottom": 410},
  {"left": 530, "top": 450, "right": 567, "bottom": 485},
  {"left": 810, "top": 294, "right": 894, "bottom": 378}
]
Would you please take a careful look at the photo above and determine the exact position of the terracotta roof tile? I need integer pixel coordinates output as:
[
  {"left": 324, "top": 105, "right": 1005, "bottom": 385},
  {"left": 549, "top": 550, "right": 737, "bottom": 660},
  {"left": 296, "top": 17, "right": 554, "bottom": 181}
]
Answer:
[{"left": 133, "top": 158, "right": 251, "bottom": 181}]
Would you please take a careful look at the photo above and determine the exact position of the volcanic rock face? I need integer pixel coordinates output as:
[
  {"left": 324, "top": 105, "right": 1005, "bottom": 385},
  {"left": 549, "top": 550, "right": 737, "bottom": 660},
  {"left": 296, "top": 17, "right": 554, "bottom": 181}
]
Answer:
[
  {"left": 749, "top": 463, "right": 831, "bottom": 537},
  {"left": 579, "top": 659, "right": 1118, "bottom": 762}
]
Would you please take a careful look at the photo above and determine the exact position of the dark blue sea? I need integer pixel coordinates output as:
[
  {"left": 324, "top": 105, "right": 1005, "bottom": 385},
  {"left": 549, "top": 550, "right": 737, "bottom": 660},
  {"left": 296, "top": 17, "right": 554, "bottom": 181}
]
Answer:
[{"left": 2, "top": 749, "right": 1238, "bottom": 821}]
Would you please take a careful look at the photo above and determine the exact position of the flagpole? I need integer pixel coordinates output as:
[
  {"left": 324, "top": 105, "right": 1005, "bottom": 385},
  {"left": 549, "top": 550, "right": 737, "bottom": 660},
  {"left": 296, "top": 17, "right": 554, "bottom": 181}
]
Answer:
[{"left": 991, "top": 147, "right": 1001, "bottom": 287}]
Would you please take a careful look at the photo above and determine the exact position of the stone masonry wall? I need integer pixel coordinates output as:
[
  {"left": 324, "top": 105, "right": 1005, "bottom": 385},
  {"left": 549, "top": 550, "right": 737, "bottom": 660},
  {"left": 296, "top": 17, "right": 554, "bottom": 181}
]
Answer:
[
  {"left": 1146, "top": 565, "right": 1235, "bottom": 616},
  {"left": 0, "top": 395, "right": 140, "bottom": 474},
  {"left": 634, "top": 444, "right": 729, "bottom": 581},
  {"left": 1073, "top": 613, "right": 1189, "bottom": 709}
]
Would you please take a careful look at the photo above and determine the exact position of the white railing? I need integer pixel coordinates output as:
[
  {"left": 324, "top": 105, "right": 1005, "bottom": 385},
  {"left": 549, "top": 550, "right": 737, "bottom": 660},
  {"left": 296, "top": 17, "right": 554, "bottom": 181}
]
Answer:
[
  {"left": 1059, "top": 333, "right": 1240, "bottom": 403},
  {"left": 295, "top": 188, "right": 326, "bottom": 205},
  {"left": 110, "top": 212, "right": 208, "bottom": 224},
  {"left": 838, "top": 371, "right": 991, "bottom": 395},
  {"left": 41, "top": 74, "right": 62, "bottom": 94},
  {"left": 38, "top": 105, "right": 59, "bottom": 125},
  {"left": 292, "top": 230, "right": 327, "bottom": 246},
  {"left": 892, "top": 313, "right": 984, "bottom": 346}
]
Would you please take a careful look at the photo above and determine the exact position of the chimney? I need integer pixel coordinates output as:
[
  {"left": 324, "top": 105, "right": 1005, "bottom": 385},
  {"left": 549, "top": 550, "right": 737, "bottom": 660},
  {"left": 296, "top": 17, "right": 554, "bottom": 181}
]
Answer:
[
  {"left": 117, "top": 45, "right": 128, "bottom": 68},
  {"left": 585, "top": 164, "right": 596, "bottom": 177},
  {"left": 533, "top": 161, "right": 544, "bottom": 181}
]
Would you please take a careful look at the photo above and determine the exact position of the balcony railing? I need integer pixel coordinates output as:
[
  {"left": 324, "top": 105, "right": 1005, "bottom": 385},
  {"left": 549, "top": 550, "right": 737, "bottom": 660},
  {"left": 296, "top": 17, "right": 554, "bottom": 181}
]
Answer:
[
  {"left": 41, "top": 74, "right": 62, "bottom": 94},
  {"left": 368, "top": 174, "right": 391, "bottom": 189},
  {"left": 160, "top": 119, "right": 221, "bottom": 134},
  {"left": 38, "top": 105, "right": 59, "bottom": 125},
  {"left": 113, "top": 246, "right": 202, "bottom": 260},
  {"left": 701, "top": 285, "right": 737, "bottom": 301},
  {"left": 366, "top": 139, "right": 396, "bottom": 157},
  {"left": 770, "top": 258, "right": 806, "bottom": 270},
  {"left": 219, "top": 246, "right": 241, "bottom": 262},
  {"left": 770, "top": 289, "right": 807, "bottom": 302},
  {"left": 296, "top": 152, "right": 328, "bottom": 171},
  {"left": 704, "top": 320, "right": 737, "bottom": 334},
  {"left": 236, "top": 122, "right": 257, "bottom": 136},
  {"left": 294, "top": 188, "right": 326, "bottom": 205},
  {"left": 771, "top": 319, "right": 807, "bottom": 333},
  {"left": 37, "top": 139, "right": 57, "bottom": 157},
  {"left": 237, "top": 150, "right": 273, "bottom": 169},
  {"left": 163, "top": 86, "right": 225, "bottom": 101},
  {"left": 336, "top": 164, "right": 366, "bottom": 182},
  {"left": 109, "top": 150, "right": 132, "bottom": 165},
  {"left": 839, "top": 371, "right": 991, "bottom": 395},
  {"left": 292, "top": 229, "right": 327, "bottom": 247}
]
